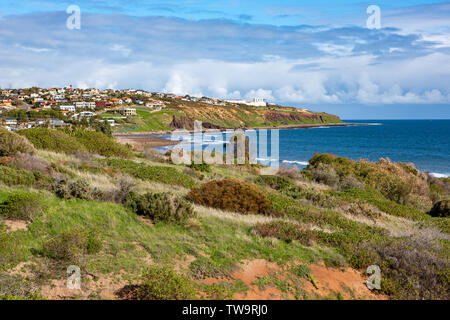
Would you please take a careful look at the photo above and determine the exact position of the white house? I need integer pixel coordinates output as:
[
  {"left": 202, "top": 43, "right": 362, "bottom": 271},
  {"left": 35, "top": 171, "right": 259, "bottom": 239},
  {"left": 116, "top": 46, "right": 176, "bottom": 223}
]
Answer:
[
  {"left": 75, "top": 102, "right": 96, "bottom": 109},
  {"left": 246, "top": 98, "right": 267, "bottom": 107},
  {"left": 60, "top": 105, "right": 76, "bottom": 112}
]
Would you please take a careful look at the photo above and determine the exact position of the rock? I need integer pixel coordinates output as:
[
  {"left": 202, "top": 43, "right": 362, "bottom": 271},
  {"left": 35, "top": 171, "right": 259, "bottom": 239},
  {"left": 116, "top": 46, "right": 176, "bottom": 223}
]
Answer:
[{"left": 429, "top": 200, "right": 450, "bottom": 217}]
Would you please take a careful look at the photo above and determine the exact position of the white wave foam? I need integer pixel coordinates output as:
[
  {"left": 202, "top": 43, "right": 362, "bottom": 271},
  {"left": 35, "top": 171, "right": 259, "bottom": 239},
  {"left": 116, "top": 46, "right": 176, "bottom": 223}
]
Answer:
[
  {"left": 282, "top": 160, "right": 309, "bottom": 166},
  {"left": 429, "top": 172, "right": 450, "bottom": 178}
]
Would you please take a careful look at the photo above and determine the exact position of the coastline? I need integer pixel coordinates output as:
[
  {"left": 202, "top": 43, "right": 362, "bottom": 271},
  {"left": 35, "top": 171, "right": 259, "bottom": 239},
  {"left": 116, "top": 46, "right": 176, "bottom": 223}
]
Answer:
[{"left": 112, "top": 122, "right": 366, "bottom": 137}]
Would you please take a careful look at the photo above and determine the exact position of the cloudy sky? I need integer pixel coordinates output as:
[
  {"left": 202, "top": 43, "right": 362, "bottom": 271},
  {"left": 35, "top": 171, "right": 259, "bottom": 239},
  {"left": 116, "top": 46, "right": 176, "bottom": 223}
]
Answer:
[{"left": 1, "top": 0, "right": 449, "bottom": 119}]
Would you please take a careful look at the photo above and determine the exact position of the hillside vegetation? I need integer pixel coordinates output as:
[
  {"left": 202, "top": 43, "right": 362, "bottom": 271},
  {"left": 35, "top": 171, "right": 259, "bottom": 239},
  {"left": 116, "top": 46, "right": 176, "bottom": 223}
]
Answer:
[
  {"left": 0, "top": 128, "right": 448, "bottom": 300},
  {"left": 112, "top": 99, "right": 342, "bottom": 132}
]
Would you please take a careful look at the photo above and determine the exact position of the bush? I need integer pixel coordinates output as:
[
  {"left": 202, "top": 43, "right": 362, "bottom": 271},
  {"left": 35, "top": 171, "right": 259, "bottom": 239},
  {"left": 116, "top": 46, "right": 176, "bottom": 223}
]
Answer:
[
  {"left": 277, "top": 166, "right": 301, "bottom": 180},
  {"left": 19, "top": 128, "right": 132, "bottom": 158},
  {"left": 255, "top": 175, "right": 294, "bottom": 191},
  {"left": 126, "top": 192, "right": 195, "bottom": 224},
  {"left": 0, "top": 128, "right": 36, "bottom": 156},
  {"left": 0, "top": 192, "right": 44, "bottom": 221},
  {"left": 339, "top": 175, "right": 365, "bottom": 191},
  {"left": 188, "top": 179, "right": 272, "bottom": 215},
  {"left": 252, "top": 221, "right": 318, "bottom": 245},
  {"left": 42, "top": 230, "right": 102, "bottom": 262},
  {"left": 189, "top": 162, "right": 211, "bottom": 173},
  {"left": 0, "top": 166, "right": 36, "bottom": 186},
  {"left": 309, "top": 164, "right": 339, "bottom": 187},
  {"left": 134, "top": 265, "right": 195, "bottom": 300},
  {"left": 292, "top": 264, "right": 311, "bottom": 278},
  {"left": 69, "top": 130, "right": 131, "bottom": 158},
  {"left": 54, "top": 179, "right": 94, "bottom": 200},
  {"left": 18, "top": 128, "right": 86, "bottom": 154},
  {"left": 101, "top": 159, "right": 195, "bottom": 188}
]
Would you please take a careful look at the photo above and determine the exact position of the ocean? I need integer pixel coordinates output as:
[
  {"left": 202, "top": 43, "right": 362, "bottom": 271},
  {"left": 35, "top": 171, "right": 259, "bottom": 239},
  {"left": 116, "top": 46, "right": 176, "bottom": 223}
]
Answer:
[{"left": 155, "top": 120, "right": 450, "bottom": 178}]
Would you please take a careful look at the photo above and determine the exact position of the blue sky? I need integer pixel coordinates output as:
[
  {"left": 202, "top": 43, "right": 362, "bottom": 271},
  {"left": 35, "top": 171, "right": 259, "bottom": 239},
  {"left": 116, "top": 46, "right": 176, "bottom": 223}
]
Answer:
[{"left": 1, "top": 1, "right": 449, "bottom": 118}]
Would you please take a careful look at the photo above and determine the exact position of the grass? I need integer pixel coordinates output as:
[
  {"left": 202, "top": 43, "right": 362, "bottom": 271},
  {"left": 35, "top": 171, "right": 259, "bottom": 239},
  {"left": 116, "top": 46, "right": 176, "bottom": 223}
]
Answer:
[{"left": 100, "top": 158, "right": 196, "bottom": 188}]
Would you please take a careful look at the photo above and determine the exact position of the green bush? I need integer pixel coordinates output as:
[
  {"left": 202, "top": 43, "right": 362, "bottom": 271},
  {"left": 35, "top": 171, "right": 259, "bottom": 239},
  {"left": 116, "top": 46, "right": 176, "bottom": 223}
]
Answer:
[
  {"left": 102, "top": 159, "right": 195, "bottom": 188},
  {"left": 189, "top": 162, "right": 211, "bottom": 173},
  {"left": 42, "top": 230, "right": 102, "bottom": 262},
  {"left": 135, "top": 265, "right": 195, "bottom": 300},
  {"left": 19, "top": 128, "right": 132, "bottom": 158},
  {"left": 18, "top": 128, "right": 86, "bottom": 154},
  {"left": 0, "top": 128, "right": 36, "bottom": 156},
  {"left": 292, "top": 264, "right": 311, "bottom": 278},
  {"left": 188, "top": 179, "right": 272, "bottom": 215},
  {"left": 0, "top": 192, "right": 43, "bottom": 221},
  {"left": 0, "top": 166, "right": 36, "bottom": 186},
  {"left": 69, "top": 130, "right": 131, "bottom": 158},
  {"left": 126, "top": 192, "right": 195, "bottom": 224},
  {"left": 252, "top": 221, "right": 318, "bottom": 245},
  {"left": 254, "top": 175, "right": 294, "bottom": 191},
  {"left": 54, "top": 179, "right": 94, "bottom": 200}
]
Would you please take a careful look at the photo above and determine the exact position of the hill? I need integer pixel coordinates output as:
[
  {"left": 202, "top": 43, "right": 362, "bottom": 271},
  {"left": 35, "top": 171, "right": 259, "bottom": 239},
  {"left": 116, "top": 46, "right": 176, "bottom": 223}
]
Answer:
[
  {"left": 109, "top": 98, "right": 342, "bottom": 132},
  {"left": 0, "top": 128, "right": 448, "bottom": 300}
]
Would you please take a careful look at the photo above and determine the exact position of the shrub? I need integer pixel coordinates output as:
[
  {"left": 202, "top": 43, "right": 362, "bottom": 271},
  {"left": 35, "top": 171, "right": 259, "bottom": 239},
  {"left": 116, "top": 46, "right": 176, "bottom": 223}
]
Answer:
[
  {"left": 0, "top": 166, "right": 36, "bottom": 186},
  {"left": 42, "top": 230, "right": 102, "bottom": 262},
  {"left": 135, "top": 265, "right": 195, "bottom": 300},
  {"left": 0, "top": 128, "right": 36, "bottom": 156},
  {"left": 188, "top": 179, "right": 272, "bottom": 215},
  {"left": 19, "top": 128, "right": 132, "bottom": 158},
  {"left": 277, "top": 166, "right": 301, "bottom": 180},
  {"left": 101, "top": 159, "right": 195, "bottom": 188},
  {"left": 309, "top": 164, "right": 339, "bottom": 187},
  {"left": 18, "top": 128, "right": 86, "bottom": 154},
  {"left": 10, "top": 153, "right": 57, "bottom": 178},
  {"left": 143, "top": 148, "right": 166, "bottom": 163},
  {"left": 126, "top": 192, "right": 195, "bottom": 224},
  {"left": 255, "top": 175, "right": 294, "bottom": 191},
  {"left": 339, "top": 175, "right": 365, "bottom": 191},
  {"left": 292, "top": 264, "right": 311, "bottom": 278},
  {"left": 54, "top": 179, "right": 94, "bottom": 200},
  {"left": 69, "top": 130, "right": 132, "bottom": 158},
  {"left": 0, "top": 192, "right": 44, "bottom": 221},
  {"left": 189, "top": 162, "right": 211, "bottom": 173},
  {"left": 252, "top": 221, "right": 318, "bottom": 245}
]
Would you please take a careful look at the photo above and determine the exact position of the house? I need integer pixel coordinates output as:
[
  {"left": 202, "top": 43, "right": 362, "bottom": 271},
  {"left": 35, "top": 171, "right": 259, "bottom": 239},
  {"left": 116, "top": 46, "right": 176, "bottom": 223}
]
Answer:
[
  {"left": 246, "top": 98, "right": 267, "bottom": 107},
  {"left": 95, "top": 101, "right": 108, "bottom": 108},
  {"left": 75, "top": 102, "right": 96, "bottom": 109},
  {"left": 49, "top": 119, "right": 66, "bottom": 127},
  {"left": 1, "top": 118, "right": 18, "bottom": 126},
  {"left": 116, "top": 108, "right": 136, "bottom": 116},
  {"left": 73, "top": 111, "right": 96, "bottom": 120},
  {"left": 60, "top": 105, "right": 76, "bottom": 112},
  {"left": 121, "top": 97, "right": 132, "bottom": 104},
  {"left": 109, "top": 98, "right": 122, "bottom": 105}
]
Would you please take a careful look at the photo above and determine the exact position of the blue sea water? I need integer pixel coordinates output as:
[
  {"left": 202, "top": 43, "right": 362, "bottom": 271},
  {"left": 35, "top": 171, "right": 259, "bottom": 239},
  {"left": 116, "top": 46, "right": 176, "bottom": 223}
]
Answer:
[
  {"left": 155, "top": 120, "right": 450, "bottom": 177},
  {"left": 277, "top": 120, "right": 450, "bottom": 177}
]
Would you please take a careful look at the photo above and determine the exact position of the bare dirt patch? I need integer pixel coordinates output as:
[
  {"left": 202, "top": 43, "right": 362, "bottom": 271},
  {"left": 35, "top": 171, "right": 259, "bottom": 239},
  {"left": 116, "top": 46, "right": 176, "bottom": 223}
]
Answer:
[
  {"left": 41, "top": 271, "right": 129, "bottom": 300},
  {"left": 303, "top": 264, "right": 387, "bottom": 300},
  {"left": 3, "top": 219, "right": 29, "bottom": 232}
]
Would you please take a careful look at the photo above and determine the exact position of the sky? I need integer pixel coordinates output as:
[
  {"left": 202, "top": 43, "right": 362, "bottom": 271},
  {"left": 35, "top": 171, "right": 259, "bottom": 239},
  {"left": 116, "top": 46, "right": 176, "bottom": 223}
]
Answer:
[{"left": 0, "top": 1, "right": 449, "bottom": 119}]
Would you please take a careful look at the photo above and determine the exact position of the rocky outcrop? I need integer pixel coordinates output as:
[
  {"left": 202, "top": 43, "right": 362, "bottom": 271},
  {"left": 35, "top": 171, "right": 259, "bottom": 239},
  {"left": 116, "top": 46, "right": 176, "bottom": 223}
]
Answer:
[
  {"left": 264, "top": 111, "right": 329, "bottom": 124},
  {"left": 169, "top": 115, "right": 222, "bottom": 130}
]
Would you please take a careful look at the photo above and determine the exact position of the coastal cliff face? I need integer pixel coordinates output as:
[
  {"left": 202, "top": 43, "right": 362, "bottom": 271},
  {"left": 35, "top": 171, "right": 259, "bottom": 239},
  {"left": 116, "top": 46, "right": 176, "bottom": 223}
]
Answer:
[{"left": 146, "top": 98, "right": 342, "bottom": 131}]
